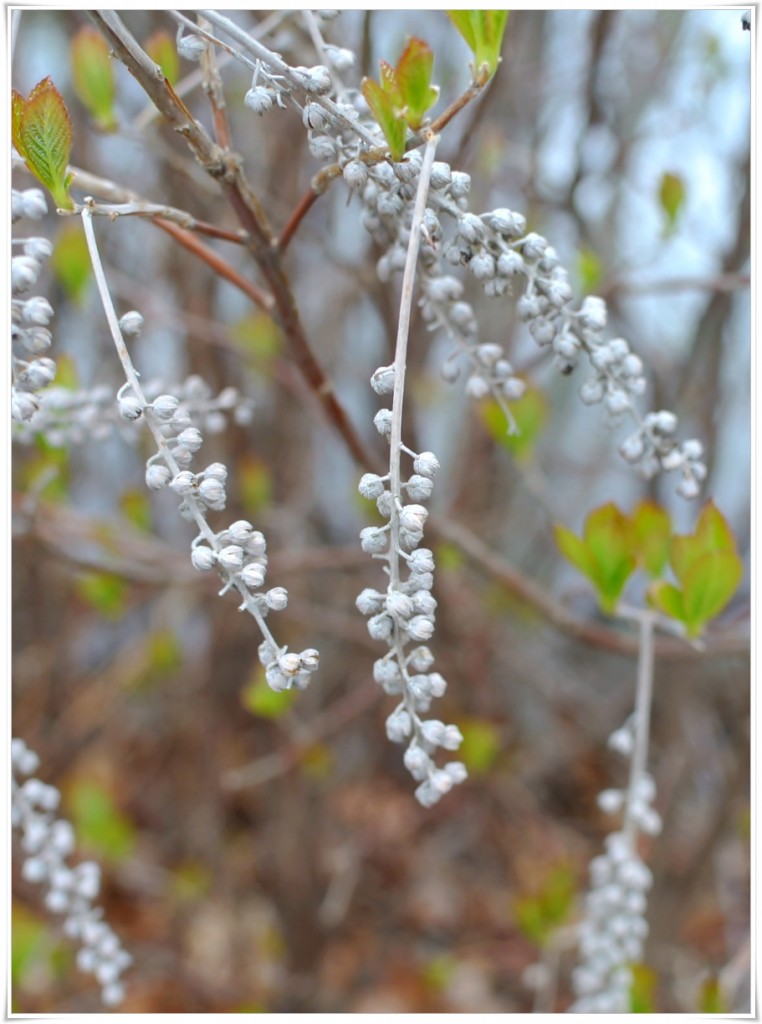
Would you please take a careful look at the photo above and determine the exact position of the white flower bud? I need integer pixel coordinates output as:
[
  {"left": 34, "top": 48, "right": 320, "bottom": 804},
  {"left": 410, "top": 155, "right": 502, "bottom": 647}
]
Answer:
[
  {"left": 373, "top": 409, "right": 393, "bottom": 437},
  {"left": 118, "top": 396, "right": 143, "bottom": 421},
  {"left": 386, "top": 591, "right": 415, "bottom": 620},
  {"left": 405, "top": 474, "right": 433, "bottom": 501},
  {"left": 465, "top": 375, "right": 490, "bottom": 399},
  {"left": 620, "top": 433, "right": 645, "bottom": 463},
  {"left": 598, "top": 789, "right": 625, "bottom": 814},
  {"left": 218, "top": 545, "right": 244, "bottom": 572},
  {"left": 357, "top": 588, "right": 384, "bottom": 615},
  {"left": 360, "top": 526, "right": 388, "bottom": 554},
  {"left": 404, "top": 745, "right": 433, "bottom": 779},
  {"left": 367, "top": 612, "right": 393, "bottom": 641},
  {"left": 358, "top": 473, "right": 386, "bottom": 499},
  {"left": 118, "top": 311, "right": 144, "bottom": 337},
  {"left": 191, "top": 545, "right": 216, "bottom": 571},
  {"left": 177, "top": 33, "right": 206, "bottom": 61},
  {"left": 149, "top": 395, "right": 177, "bottom": 422},
  {"left": 677, "top": 475, "right": 701, "bottom": 499},
  {"left": 449, "top": 171, "right": 471, "bottom": 198},
  {"left": 386, "top": 709, "right": 412, "bottom": 743},
  {"left": 413, "top": 452, "right": 440, "bottom": 479},
  {"left": 176, "top": 427, "right": 203, "bottom": 453},
  {"left": 12, "top": 256, "right": 40, "bottom": 293},
  {"left": 406, "top": 615, "right": 435, "bottom": 642},
  {"left": 241, "top": 562, "right": 266, "bottom": 588},
  {"left": 228, "top": 520, "right": 253, "bottom": 543},
  {"left": 21, "top": 296, "right": 54, "bottom": 325},
  {"left": 202, "top": 462, "right": 228, "bottom": 482},
  {"left": 11, "top": 390, "right": 40, "bottom": 421},
  {"left": 300, "top": 648, "right": 320, "bottom": 672},
  {"left": 245, "top": 86, "right": 273, "bottom": 114},
  {"left": 653, "top": 411, "right": 678, "bottom": 434},
  {"left": 24, "top": 236, "right": 53, "bottom": 260},
  {"left": 399, "top": 505, "right": 428, "bottom": 534},
  {"left": 20, "top": 189, "right": 48, "bottom": 219},
  {"left": 370, "top": 364, "right": 395, "bottom": 395},
  {"left": 279, "top": 652, "right": 302, "bottom": 676},
  {"left": 343, "top": 159, "right": 368, "bottom": 191},
  {"left": 198, "top": 477, "right": 226, "bottom": 507},
  {"left": 265, "top": 587, "right": 288, "bottom": 611}
]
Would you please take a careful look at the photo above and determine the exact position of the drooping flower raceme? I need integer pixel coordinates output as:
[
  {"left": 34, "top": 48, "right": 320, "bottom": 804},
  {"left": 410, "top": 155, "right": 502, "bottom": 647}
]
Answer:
[
  {"left": 11, "top": 187, "right": 57, "bottom": 423},
  {"left": 356, "top": 137, "right": 467, "bottom": 808},
  {"left": 569, "top": 714, "right": 661, "bottom": 1013},
  {"left": 81, "top": 205, "right": 318, "bottom": 692},
  {"left": 12, "top": 738, "right": 131, "bottom": 1006}
]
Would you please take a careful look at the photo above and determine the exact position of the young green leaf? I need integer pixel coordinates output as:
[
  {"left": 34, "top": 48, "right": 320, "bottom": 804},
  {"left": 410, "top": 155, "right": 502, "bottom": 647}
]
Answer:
[
  {"left": 71, "top": 26, "right": 117, "bottom": 131},
  {"left": 145, "top": 29, "right": 180, "bottom": 86},
  {"left": 631, "top": 500, "right": 671, "bottom": 578},
  {"left": 394, "top": 38, "right": 439, "bottom": 129},
  {"left": 555, "top": 503, "right": 636, "bottom": 615},
  {"left": 479, "top": 384, "right": 548, "bottom": 463},
  {"left": 361, "top": 76, "right": 407, "bottom": 160},
  {"left": 680, "top": 551, "right": 742, "bottom": 638},
  {"left": 12, "top": 77, "right": 74, "bottom": 210},
  {"left": 659, "top": 171, "right": 685, "bottom": 234},
  {"left": 447, "top": 10, "right": 509, "bottom": 80}
]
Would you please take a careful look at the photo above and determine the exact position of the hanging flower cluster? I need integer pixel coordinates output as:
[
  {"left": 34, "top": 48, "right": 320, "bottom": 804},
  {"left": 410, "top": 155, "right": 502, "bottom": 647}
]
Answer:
[{"left": 12, "top": 738, "right": 131, "bottom": 1006}]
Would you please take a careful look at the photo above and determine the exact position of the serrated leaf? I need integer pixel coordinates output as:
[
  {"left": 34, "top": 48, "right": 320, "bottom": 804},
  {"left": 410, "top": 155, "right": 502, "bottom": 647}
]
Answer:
[
  {"left": 447, "top": 10, "right": 509, "bottom": 79},
  {"left": 659, "top": 171, "right": 685, "bottom": 234},
  {"left": 632, "top": 500, "right": 671, "bottom": 578},
  {"left": 145, "top": 29, "right": 180, "bottom": 86},
  {"left": 647, "top": 580, "right": 685, "bottom": 622},
  {"left": 361, "top": 76, "right": 406, "bottom": 160},
  {"left": 71, "top": 26, "right": 117, "bottom": 131},
  {"left": 13, "top": 77, "right": 74, "bottom": 210},
  {"left": 395, "top": 38, "right": 439, "bottom": 129},
  {"left": 681, "top": 550, "right": 742, "bottom": 637}
]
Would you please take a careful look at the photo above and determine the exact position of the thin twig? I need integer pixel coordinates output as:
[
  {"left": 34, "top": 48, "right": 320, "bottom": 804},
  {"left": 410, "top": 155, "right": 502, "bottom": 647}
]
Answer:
[{"left": 152, "top": 217, "right": 274, "bottom": 313}]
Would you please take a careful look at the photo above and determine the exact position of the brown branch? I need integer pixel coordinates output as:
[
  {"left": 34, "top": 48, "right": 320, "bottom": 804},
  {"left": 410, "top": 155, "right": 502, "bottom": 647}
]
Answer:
[
  {"left": 276, "top": 187, "right": 320, "bottom": 254},
  {"left": 152, "top": 217, "right": 274, "bottom": 313}
]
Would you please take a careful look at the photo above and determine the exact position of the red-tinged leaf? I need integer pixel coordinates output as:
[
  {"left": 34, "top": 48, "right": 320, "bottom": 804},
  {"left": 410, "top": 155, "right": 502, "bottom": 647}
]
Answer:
[
  {"left": 632, "top": 500, "right": 671, "bottom": 578},
  {"left": 670, "top": 501, "right": 737, "bottom": 583},
  {"left": 12, "top": 90, "right": 26, "bottom": 158},
  {"left": 145, "top": 29, "right": 180, "bottom": 86},
  {"left": 681, "top": 550, "right": 742, "bottom": 637},
  {"left": 15, "top": 77, "right": 74, "bottom": 210},
  {"left": 378, "top": 60, "right": 400, "bottom": 100},
  {"left": 395, "top": 37, "right": 439, "bottom": 129},
  {"left": 647, "top": 581, "right": 685, "bottom": 623},
  {"left": 361, "top": 76, "right": 406, "bottom": 160},
  {"left": 71, "top": 26, "right": 117, "bottom": 131}
]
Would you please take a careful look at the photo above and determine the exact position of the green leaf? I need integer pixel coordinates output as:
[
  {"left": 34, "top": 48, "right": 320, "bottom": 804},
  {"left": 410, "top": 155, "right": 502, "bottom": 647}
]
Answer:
[
  {"left": 480, "top": 385, "right": 548, "bottom": 463},
  {"left": 240, "top": 456, "right": 272, "bottom": 516},
  {"left": 71, "top": 26, "right": 117, "bottom": 131},
  {"left": 681, "top": 550, "right": 742, "bottom": 637},
  {"left": 241, "top": 669, "right": 296, "bottom": 719},
  {"left": 145, "top": 29, "right": 180, "bottom": 86},
  {"left": 698, "top": 977, "right": 726, "bottom": 1014},
  {"left": 514, "top": 865, "right": 575, "bottom": 947},
  {"left": 694, "top": 500, "right": 737, "bottom": 554},
  {"left": 68, "top": 780, "right": 135, "bottom": 864},
  {"left": 631, "top": 500, "right": 671, "bottom": 578},
  {"left": 458, "top": 719, "right": 501, "bottom": 775},
  {"left": 554, "top": 524, "right": 598, "bottom": 582},
  {"left": 76, "top": 572, "right": 127, "bottom": 619},
  {"left": 583, "top": 503, "right": 636, "bottom": 613},
  {"left": 576, "top": 245, "right": 603, "bottom": 292},
  {"left": 119, "top": 489, "right": 152, "bottom": 532},
  {"left": 630, "top": 964, "right": 656, "bottom": 1013},
  {"left": 647, "top": 581, "right": 684, "bottom": 622},
  {"left": 659, "top": 171, "right": 685, "bottom": 235},
  {"left": 51, "top": 222, "right": 91, "bottom": 303},
  {"left": 447, "top": 10, "right": 509, "bottom": 80},
  {"left": 394, "top": 38, "right": 439, "bottom": 129},
  {"left": 361, "top": 75, "right": 407, "bottom": 161},
  {"left": 12, "top": 77, "right": 74, "bottom": 210}
]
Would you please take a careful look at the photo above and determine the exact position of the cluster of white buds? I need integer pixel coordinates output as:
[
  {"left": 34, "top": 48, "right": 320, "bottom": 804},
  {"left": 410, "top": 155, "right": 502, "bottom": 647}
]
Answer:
[
  {"left": 357, "top": 364, "right": 466, "bottom": 807},
  {"left": 12, "top": 373, "right": 254, "bottom": 449},
  {"left": 619, "top": 413, "right": 706, "bottom": 499},
  {"left": 569, "top": 715, "right": 660, "bottom": 1013},
  {"left": 11, "top": 188, "right": 56, "bottom": 423},
  {"left": 12, "top": 738, "right": 131, "bottom": 1006},
  {"left": 243, "top": 59, "right": 290, "bottom": 116},
  {"left": 106, "top": 309, "right": 317, "bottom": 693}
]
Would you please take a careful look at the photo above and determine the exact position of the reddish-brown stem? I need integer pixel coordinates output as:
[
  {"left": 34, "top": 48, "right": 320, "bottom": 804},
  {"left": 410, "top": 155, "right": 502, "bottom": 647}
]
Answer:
[
  {"left": 153, "top": 217, "right": 274, "bottom": 313},
  {"left": 276, "top": 187, "right": 320, "bottom": 254}
]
